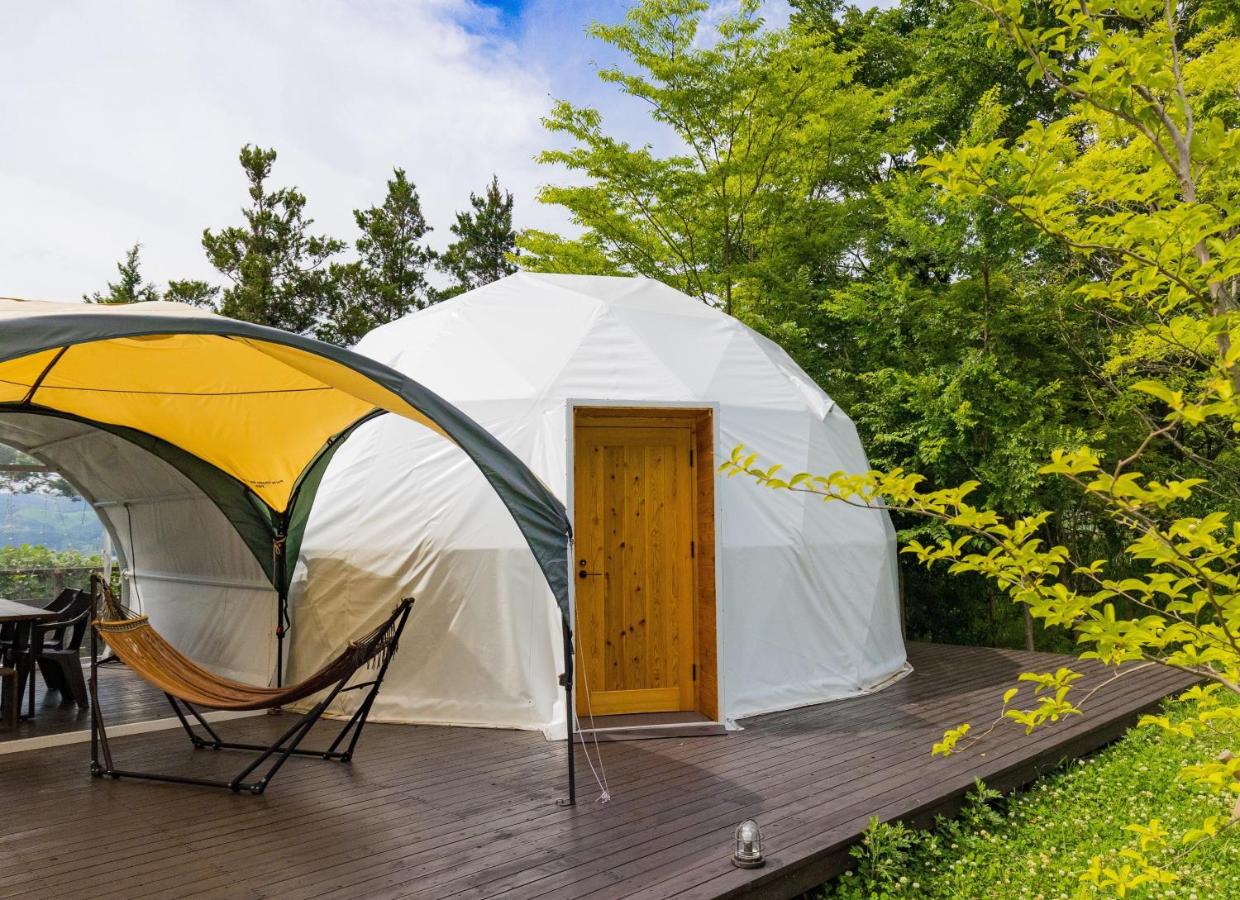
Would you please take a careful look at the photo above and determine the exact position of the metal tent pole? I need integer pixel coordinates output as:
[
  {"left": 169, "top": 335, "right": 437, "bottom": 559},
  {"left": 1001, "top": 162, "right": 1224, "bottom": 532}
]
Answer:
[
  {"left": 273, "top": 518, "right": 288, "bottom": 689},
  {"left": 89, "top": 575, "right": 99, "bottom": 774},
  {"left": 276, "top": 591, "right": 287, "bottom": 688},
  {"left": 89, "top": 572, "right": 113, "bottom": 776},
  {"left": 557, "top": 616, "right": 576, "bottom": 807}
]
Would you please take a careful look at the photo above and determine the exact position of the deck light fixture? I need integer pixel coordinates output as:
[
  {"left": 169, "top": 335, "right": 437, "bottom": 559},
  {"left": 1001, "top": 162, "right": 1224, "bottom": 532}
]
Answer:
[{"left": 732, "top": 819, "right": 765, "bottom": 868}]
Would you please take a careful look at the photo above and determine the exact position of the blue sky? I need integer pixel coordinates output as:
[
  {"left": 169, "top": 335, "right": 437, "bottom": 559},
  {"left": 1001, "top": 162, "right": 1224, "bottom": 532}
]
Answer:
[
  {"left": 476, "top": 0, "right": 527, "bottom": 23},
  {"left": 0, "top": 0, "right": 890, "bottom": 301}
]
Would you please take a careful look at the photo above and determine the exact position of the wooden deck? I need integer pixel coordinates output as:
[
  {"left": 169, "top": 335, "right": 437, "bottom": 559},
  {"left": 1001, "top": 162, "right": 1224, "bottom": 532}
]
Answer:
[
  {"left": 0, "top": 662, "right": 167, "bottom": 744},
  {"left": 0, "top": 643, "right": 1193, "bottom": 899}
]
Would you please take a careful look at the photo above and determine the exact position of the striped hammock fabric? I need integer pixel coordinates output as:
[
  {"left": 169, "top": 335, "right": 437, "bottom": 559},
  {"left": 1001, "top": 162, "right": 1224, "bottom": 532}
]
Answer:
[{"left": 94, "top": 585, "right": 408, "bottom": 711}]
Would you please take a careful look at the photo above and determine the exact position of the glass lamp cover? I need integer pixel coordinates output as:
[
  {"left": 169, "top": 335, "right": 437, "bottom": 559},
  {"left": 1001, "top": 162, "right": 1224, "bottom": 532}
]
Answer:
[{"left": 734, "top": 819, "right": 762, "bottom": 862}]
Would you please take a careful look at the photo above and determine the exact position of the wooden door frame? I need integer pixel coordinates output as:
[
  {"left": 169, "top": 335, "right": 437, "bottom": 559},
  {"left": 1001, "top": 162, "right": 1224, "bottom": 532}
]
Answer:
[{"left": 565, "top": 400, "right": 722, "bottom": 722}]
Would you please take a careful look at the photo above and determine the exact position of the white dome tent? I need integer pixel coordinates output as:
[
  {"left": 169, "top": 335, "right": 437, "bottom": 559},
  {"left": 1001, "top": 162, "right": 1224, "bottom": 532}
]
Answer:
[{"left": 291, "top": 273, "right": 909, "bottom": 737}]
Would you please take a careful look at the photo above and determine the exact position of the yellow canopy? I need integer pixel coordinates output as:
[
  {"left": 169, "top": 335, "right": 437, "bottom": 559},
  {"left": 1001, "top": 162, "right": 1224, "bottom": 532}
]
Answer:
[
  {"left": 0, "top": 300, "right": 444, "bottom": 510},
  {"left": 0, "top": 298, "right": 570, "bottom": 615}
]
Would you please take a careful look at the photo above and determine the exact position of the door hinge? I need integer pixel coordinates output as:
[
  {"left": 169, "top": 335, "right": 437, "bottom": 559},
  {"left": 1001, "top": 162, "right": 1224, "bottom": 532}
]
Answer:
[
  {"left": 690, "top": 540, "right": 695, "bottom": 559},
  {"left": 689, "top": 448, "right": 694, "bottom": 466},
  {"left": 692, "top": 663, "right": 697, "bottom": 681}
]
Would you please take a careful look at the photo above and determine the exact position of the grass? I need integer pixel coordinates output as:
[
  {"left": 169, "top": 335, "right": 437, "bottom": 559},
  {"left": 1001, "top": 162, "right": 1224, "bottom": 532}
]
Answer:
[{"left": 818, "top": 691, "right": 1240, "bottom": 899}]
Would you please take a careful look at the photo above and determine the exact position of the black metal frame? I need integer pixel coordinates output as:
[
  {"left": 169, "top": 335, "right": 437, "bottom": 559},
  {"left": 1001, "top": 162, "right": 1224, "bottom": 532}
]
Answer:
[
  {"left": 89, "top": 595, "right": 412, "bottom": 795},
  {"left": 559, "top": 616, "right": 576, "bottom": 807}
]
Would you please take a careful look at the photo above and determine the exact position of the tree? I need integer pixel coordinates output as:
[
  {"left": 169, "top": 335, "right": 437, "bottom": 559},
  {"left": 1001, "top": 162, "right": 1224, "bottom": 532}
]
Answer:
[
  {"left": 521, "top": 0, "right": 889, "bottom": 316},
  {"left": 526, "top": 0, "right": 1101, "bottom": 652},
  {"left": 84, "top": 243, "right": 161, "bottom": 304},
  {"left": 439, "top": 175, "right": 517, "bottom": 298},
  {"left": 164, "top": 279, "right": 220, "bottom": 308},
  {"left": 818, "top": 153, "right": 1098, "bottom": 651},
  {"left": 793, "top": 0, "right": 1067, "bottom": 154},
  {"left": 201, "top": 145, "right": 344, "bottom": 336},
  {"left": 518, "top": 229, "right": 623, "bottom": 277},
  {"left": 319, "top": 169, "right": 436, "bottom": 345},
  {"left": 730, "top": 0, "right": 1239, "bottom": 889}
]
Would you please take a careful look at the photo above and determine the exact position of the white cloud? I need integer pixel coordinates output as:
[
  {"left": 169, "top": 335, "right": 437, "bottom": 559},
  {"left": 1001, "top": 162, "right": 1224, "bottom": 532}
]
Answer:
[
  {"left": 0, "top": 0, "right": 874, "bottom": 302},
  {"left": 0, "top": 0, "right": 572, "bottom": 300}
]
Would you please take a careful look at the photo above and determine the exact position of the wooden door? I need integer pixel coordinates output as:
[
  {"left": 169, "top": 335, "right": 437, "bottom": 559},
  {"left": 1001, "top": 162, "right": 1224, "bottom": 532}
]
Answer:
[{"left": 574, "top": 419, "right": 697, "bottom": 716}]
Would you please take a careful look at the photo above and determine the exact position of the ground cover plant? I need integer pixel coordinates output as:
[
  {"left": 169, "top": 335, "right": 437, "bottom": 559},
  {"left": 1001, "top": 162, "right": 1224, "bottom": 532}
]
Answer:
[{"left": 819, "top": 694, "right": 1240, "bottom": 898}]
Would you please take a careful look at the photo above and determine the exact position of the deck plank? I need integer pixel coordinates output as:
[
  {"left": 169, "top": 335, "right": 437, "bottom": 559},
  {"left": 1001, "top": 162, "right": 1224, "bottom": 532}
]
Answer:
[
  {"left": 0, "top": 662, "right": 167, "bottom": 744},
  {"left": 0, "top": 643, "right": 1194, "bottom": 900}
]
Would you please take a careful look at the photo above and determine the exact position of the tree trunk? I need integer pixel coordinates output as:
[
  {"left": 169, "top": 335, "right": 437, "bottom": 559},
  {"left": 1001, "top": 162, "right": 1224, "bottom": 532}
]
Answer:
[{"left": 897, "top": 563, "right": 906, "bottom": 640}]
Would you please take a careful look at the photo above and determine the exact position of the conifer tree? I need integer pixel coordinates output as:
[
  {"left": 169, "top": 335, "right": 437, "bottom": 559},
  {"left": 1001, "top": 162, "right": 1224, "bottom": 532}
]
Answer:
[
  {"left": 84, "top": 243, "right": 161, "bottom": 304},
  {"left": 201, "top": 145, "right": 344, "bottom": 336},
  {"left": 321, "top": 168, "right": 435, "bottom": 344},
  {"left": 439, "top": 175, "right": 517, "bottom": 299}
]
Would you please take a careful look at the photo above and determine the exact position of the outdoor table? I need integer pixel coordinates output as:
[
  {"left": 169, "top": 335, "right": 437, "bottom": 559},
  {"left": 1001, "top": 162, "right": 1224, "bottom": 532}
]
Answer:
[{"left": 0, "top": 598, "right": 58, "bottom": 720}]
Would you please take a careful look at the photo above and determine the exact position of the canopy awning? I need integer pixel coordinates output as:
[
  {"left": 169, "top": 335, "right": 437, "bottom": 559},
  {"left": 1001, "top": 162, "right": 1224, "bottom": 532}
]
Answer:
[{"left": 0, "top": 299, "right": 571, "bottom": 618}]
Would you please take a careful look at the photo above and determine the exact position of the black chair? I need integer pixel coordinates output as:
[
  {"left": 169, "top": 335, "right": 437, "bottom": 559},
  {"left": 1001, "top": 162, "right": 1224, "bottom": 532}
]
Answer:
[
  {"left": 29, "top": 593, "right": 92, "bottom": 708},
  {"left": 0, "top": 588, "right": 82, "bottom": 664},
  {"left": 44, "top": 588, "right": 83, "bottom": 614}
]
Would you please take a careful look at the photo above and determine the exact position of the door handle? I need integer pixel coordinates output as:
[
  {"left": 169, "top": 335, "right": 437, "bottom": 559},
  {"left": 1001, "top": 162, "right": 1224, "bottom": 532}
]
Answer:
[{"left": 578, "top": 559, "right": 603, "bottom": 579}]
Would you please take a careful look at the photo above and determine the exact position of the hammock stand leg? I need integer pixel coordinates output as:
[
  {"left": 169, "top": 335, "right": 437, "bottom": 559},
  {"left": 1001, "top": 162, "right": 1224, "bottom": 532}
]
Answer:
[
  {"left": 167, "top": 680, "right": 384, "bottom": 765},
  {"left": 225, "top": 683, "right": 348, "bottom": 793},
  {"left": 94, "top": 681, "right": 349, "bottom": 795},
  {"left": 557, "top": 616, "right": 576, "bottom": 808},
  {"left": 325, "top": 600, "right": 411, "bottom": 761},
  {"left": 166, "top": 694, "right": 224, "bottom": 748}
]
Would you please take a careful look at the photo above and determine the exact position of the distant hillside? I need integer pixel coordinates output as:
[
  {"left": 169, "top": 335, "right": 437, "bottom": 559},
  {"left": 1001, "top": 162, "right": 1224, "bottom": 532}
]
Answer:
[{"left": 0, "top": 492, "right": 105, "bottom": 552}]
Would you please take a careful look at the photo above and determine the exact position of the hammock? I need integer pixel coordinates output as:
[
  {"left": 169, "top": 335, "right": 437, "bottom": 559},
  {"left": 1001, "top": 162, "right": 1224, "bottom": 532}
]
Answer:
[
  {"left": 89, "top": 577, "right": 414, "bottom": 794},
  {"left": 95, "top": 603, "right": 406, "bottom": 711}
]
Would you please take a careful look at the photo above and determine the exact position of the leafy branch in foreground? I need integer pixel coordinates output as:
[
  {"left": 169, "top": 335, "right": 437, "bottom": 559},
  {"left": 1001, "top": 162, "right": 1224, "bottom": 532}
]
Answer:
[
  {"left": 822, "top": 703, "right": 1238, "bottom": 898},
  {"left": 724, "top": 440, "right": 1239, "bottom": 891},
  {"left": 738, "top": 1, "right": 1237, "bottom": 893}
]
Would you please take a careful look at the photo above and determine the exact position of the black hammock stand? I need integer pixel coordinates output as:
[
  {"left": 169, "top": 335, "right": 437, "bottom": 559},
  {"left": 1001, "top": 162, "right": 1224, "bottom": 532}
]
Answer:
[{"left": 89, "top": 575, "right": 413, "bottom": 795}]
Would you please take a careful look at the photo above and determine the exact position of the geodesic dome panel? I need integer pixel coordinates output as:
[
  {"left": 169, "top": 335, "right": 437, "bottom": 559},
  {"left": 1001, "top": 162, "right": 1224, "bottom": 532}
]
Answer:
[{"left": 294, "top": 273, "right": 908, "bottom": 734}]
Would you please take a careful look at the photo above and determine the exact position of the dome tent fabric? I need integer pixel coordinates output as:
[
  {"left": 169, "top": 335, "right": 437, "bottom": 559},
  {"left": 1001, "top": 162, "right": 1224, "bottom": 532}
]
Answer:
[
  {"left": 293, "top": 273, "right": 909, "bottom": 736},
  {"left": 0, "top": 298, "right": 572, "bottom": 688}
]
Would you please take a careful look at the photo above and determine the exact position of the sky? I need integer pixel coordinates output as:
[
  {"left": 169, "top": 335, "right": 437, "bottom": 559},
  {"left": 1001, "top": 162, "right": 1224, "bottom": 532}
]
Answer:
[{"left": 0, "top": 0, "right": 890, "bottom": 302}]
